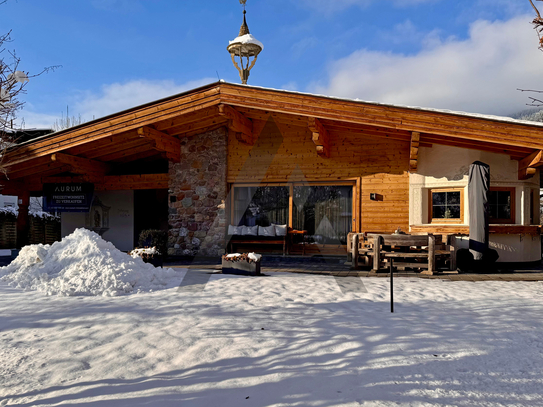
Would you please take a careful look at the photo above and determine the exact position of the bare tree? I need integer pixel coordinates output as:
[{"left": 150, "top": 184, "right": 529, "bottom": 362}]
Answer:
[
  {"left": 52, "top": 106, "right": 85, "bottom": 132},
  {"left": 0, "top": 0, "right": 59, "bottom": 174},
  {"left": 530, "top": 0, "right": 543, "bottom": 49},
  {"left": 517, "top": 1, "right": 543, "bottom": 106}
]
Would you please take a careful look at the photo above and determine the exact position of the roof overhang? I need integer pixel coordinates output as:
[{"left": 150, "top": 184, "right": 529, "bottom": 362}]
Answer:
[{"left": 3, "top": 81, "right": 543, "bottom": 193}]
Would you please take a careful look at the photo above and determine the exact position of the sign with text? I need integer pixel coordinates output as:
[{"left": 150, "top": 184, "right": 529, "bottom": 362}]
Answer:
[{"left": 43, "top": 183, "right": 94, "bottom": 213}]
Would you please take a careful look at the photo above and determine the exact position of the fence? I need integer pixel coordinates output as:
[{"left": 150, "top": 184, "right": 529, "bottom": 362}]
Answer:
[{"left": 0, "top": 211, "right": 61, "bottom": 249}]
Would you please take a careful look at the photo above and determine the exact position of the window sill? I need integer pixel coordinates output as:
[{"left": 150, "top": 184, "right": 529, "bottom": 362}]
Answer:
[{"left": 410, "top": 224, "right": 541, "bottom": 236}]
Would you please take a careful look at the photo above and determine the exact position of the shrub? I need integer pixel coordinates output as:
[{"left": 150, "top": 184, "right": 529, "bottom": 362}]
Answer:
[{"left": 138, "top": 229, "right": 168, "bottom": 258}]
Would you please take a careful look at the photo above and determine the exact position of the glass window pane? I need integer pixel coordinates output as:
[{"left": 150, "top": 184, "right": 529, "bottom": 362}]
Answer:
[
  {"left": 293, "top": 185, "right": 352, "bottom": 245},
  {"left": 233, "top": 186, "right": 289, "bottom": 227},
  {"left": 447, "top": 205, "right": 460, "bottom": 219},
  {"left": 489, "top": 204, "right": 498, "bottom": 219},
  {"left": 446, "top": 192, "right": 460, "bottom": 205},
  {"left": 497, "top": 205, "right": 511, "bottom": 220},
  {"left": 499, "top": 192, "right": 511, "bottom": 205},
  {"left": 433, "top": 206, "right": 445, "bottom": 219},
  {"left": 488, "top": 190, "right": 512, "bottom": 221},
  {"left": 488, "top": 191, "right": 497, "bottom": 204},
  {"left": 433, "top": 192, "right": 446, "bottom": 206}
]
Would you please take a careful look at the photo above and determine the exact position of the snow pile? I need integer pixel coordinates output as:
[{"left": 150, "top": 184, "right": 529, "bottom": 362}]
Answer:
[{"left": 0, "top": 228, "right": 180, "bottom": 296}]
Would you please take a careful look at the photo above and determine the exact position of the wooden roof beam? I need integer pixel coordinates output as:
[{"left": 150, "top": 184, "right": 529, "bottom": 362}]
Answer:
[
  {"left": 51, "top": 153, "right": 111, "bottom": 177},
  {"left": 219, "top": 104, "right": 254, "bottom": 145},
  {"left": 97, "top": 174, "right": 169, "bottom": 191},
  {"left": 114, "top": 149, "right": 161, "bottom": 164},
  {"left": 518, "top": 150, "right": 543, "bottom": 180},
  {"left": 137, "top": 126, "right": 181, "bottom": 163},
  {"left": 308, "top": 117, "right": 330, "bottom": 158},
  {"left": 20, "top": 173, "right": 169, "bottom": 192},
  {"left": 409, "top": 132, "right": 420, "bottom": 173},
  {"left": 167, "top": 116, "right": 228, "bottom": 138},
  {"left": 0, "top": 180, "right": 28, "bottom": 195}
]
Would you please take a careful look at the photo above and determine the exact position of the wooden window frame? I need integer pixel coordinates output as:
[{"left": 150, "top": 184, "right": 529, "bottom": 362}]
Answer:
[
  {"left": 488, "top": 187, "right": 516, "bottom": 225},
  {"left": 428, "top": 187, "right": 465, "bottom": 224}
]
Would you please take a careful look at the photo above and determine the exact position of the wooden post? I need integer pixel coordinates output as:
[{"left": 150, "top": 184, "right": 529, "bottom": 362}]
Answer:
[
  {"left": 449, "top": 235, "right": 457, "bottom": 271},
  {"left": 16, "top": 191, "right": 30, "bottom": 249},
  {"left": 428, "top": 234, "right": 436, "bottom": 274},
  {"left": 352, "top": 233, "right": 359, "bottom": 269},
  {"left": 390, "top": 258, "right": 394, "bottom": 313},
  {"left": 373, "top": 235, "right": 382, "bottom": 272}
]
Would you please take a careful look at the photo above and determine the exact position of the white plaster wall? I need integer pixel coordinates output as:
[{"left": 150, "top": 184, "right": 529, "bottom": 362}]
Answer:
[
  {"left": 454, "top": 235, "right": 541, "bottom": 263},
  {"left": 410, "top": 145, "right": 540, "bottom": 227},
  {"left": 409, "top": 145, "right": 541, "bottom": 262},
  {"left": 0, "top": 195, "right": 44, "bottom": 211},
  {"left": 61, "top": 190, "right": 134, "bottom": 252},
  {"left": 0, "top": 194, "right": 17, "bottom": 208}
]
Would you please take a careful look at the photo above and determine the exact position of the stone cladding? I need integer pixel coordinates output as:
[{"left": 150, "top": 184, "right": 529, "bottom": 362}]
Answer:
[{"left": 168, "top": 127, "right": 227, "bottom": 257}]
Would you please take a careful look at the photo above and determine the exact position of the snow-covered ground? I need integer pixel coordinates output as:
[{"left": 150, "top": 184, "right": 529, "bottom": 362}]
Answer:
[{"left": 1, "top": 271, "right": 543, "bottom": 406}]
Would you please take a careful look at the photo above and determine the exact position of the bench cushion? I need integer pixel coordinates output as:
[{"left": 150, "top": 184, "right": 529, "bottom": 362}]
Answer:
[{"left": 228, "top": 235, "right": 285, "bottom": 243}]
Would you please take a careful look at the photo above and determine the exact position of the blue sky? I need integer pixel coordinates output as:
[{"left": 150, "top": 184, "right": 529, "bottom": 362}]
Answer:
[{"left": 2, "top": 0, "right": 541, "bottom": 128}]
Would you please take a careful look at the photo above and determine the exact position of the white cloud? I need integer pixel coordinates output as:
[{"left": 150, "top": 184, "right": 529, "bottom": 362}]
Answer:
[
  {"left": 378, "top": 20, "right": 442, "bottom": 47},
  {"left": 74, "top": 78, "right": 215, "bottom": 121},
  {"left": 17, "top": 111, "right": 61, "bottom": 130},
  {"left": 312, "top": 16, "right": 543, "bottom": 116},
  {"left": 281, "top": 81, "right": 299, "bottom": 91},
  {"left": 20, "top": 78, "right": 215, "bottom": 129}
]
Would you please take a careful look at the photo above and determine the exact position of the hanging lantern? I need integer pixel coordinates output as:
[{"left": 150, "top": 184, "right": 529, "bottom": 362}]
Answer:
[{"left": 227, "top": 1, "right": 263, "bottom": 84}]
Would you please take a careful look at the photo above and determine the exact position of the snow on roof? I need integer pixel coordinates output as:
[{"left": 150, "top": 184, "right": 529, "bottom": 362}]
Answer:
[
  {"left": 231, "top": 82, "right": 543, "bottom": 129},
  {"left": 228, "top": 34, "right": 264, "bottom": 50}
]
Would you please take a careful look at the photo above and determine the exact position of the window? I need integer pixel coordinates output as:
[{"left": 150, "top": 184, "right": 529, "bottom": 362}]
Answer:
[
  {"left": 429, "top": 188, "right": 464, "bottom": 224},
  {"left": 292, "top": 185, "right": 353, "bottom": 245},
  {"left": 488, "top": 187, "right": 515, "bottom": 224},
  {"left": 232, "top": 186, "right": 289, "bottom": 227},
  {"left": 230, "top": 183, "right": 354, "bottom": 245}
]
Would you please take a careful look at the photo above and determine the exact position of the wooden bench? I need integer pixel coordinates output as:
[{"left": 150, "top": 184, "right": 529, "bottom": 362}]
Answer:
[
  {"left": 349, "top": 232, "right": 455, "bottom": 274},
  {"left": 227, "top": 228, "right": 306, "bottom": 256}
]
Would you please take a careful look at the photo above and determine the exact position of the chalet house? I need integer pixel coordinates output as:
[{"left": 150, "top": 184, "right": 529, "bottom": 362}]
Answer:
[{"left": 2, "top": 81, "right": 541, "bottom": 262}]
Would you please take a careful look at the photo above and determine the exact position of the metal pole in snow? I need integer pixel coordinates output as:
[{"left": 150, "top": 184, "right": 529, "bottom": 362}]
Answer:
[{"left": 390, "top": 258, "right": 394, "bottom": 313}]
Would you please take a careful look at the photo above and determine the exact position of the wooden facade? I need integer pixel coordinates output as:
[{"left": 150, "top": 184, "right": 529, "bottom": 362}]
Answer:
[
  {"left": 227, "top": 115, "right": 410, "bottom": 233},
  {"left": 1, "top": 81, "right": 542, "bottom": 254}
]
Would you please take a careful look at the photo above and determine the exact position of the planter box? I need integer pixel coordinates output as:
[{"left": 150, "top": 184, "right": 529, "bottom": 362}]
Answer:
[
  {"left": 143, "top": 255, "right": 163, "bottom": 268},
  {"left": 222, "top": 258, "right": 262, "bottom": 276}
]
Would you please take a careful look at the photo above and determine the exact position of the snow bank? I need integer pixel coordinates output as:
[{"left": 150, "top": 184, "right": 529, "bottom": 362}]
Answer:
[{"left": 0, "top": 228, "right": 181, "bottom": 296}]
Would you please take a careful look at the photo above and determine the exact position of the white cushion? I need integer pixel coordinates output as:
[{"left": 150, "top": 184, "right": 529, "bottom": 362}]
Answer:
[
  {"left": 273, "top": 224, "right": 288, "bottom": 236},
  {"left": 258, "top": 225, "right": 276, "bottom": 237},
  {"left": 228, "top": 225, "right": 242, "bottom": 235},
  {"left": 242, "top": 225, "right": 258, "bottom": 236}
]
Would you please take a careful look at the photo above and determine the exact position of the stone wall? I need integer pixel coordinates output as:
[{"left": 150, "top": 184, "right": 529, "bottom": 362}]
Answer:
[{"left": 168, "top": 127, "right": 228, "bottom": 257}]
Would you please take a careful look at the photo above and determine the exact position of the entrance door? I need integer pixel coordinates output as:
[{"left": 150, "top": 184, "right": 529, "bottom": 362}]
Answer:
[{"left": 134, "top": 189, "right": 169, "bottom": 248}]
